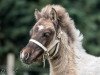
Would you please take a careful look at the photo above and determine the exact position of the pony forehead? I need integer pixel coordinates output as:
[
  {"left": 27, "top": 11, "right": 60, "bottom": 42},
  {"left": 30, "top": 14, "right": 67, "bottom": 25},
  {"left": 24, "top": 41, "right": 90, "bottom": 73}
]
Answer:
[
  {"left": 38, "top": 25, "right": 44, "bottom": 30},
  {"left": 37, "top": 24, "right": 55, "bottom": 30},
  {"left": 35, "top": 18, "right": 55, "bottom": 30}
]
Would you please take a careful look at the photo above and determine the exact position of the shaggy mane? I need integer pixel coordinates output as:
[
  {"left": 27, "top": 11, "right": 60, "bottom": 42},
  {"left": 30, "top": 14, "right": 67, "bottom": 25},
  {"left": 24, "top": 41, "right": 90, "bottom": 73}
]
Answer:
[{"left": 40, "top": 5, "right": 83, "bottom": 46}]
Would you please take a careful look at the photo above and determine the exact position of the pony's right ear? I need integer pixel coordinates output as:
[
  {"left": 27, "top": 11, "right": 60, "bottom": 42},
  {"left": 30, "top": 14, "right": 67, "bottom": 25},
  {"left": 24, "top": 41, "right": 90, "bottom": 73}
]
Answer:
[
  {"left": 50, "top": 8, "right": 58, "bottom": 21},
  {"left": 34, "top": 9, "right": 42, "bottom": 20}
]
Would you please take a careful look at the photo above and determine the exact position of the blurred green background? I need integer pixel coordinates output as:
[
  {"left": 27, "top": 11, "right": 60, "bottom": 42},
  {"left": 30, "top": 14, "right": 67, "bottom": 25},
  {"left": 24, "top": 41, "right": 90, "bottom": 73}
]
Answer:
[{"left": 0, "top": 0, "right": 100, "bottom": 75}]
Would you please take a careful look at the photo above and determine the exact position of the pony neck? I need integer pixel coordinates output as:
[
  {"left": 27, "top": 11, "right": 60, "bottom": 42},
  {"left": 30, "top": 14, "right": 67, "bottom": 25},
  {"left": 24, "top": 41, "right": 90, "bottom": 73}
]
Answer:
[{"left": 48, "top": 30, "right": 77, "bottom": 75}]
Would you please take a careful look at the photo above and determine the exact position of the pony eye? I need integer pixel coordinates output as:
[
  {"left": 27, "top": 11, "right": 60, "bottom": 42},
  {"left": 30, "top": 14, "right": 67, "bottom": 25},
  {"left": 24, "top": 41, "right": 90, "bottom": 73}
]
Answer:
[{"left": 43, "top": 32, "right": 50, "bottom": 37}]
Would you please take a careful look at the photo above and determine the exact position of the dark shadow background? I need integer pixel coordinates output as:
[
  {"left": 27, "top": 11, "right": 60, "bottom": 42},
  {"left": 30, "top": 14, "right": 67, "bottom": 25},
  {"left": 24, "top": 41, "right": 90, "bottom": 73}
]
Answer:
[{"left": 0, "top": 0, "right": 100, "bottom": 75}]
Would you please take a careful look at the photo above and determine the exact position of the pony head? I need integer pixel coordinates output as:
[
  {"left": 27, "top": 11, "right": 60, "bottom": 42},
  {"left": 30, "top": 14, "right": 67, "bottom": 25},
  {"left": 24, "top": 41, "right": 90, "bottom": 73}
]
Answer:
[{"left": 20, "top": 6, "right": 60, "bottom": 64}]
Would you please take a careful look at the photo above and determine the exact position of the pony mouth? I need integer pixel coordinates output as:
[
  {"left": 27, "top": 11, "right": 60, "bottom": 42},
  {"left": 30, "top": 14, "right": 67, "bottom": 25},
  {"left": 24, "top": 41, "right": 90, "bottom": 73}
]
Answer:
[{"left": 21, "top": 50, "right": 44, "bottom": 64}]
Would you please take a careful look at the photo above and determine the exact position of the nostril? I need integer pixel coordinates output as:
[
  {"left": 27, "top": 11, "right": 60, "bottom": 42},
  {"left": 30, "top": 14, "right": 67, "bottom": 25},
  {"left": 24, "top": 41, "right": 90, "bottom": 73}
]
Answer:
[
  {"left": 20, "top": 50, "right": 30, "bottom": 61},
  {"left": 24, "top": 52, "right": 29, "bottom": 60}
]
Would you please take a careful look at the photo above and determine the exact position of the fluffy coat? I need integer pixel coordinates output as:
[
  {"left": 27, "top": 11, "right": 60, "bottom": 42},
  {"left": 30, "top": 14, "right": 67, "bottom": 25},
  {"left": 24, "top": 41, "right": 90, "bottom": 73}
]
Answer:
[{"left": 39, "top": 5, "right": 100, "bottom": 75}]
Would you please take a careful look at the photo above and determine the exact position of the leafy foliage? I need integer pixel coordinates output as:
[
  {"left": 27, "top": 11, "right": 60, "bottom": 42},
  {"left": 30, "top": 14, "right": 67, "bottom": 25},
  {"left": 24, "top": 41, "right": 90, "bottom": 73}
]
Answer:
[{"left": 0, "top": 0, "right": 100, "bottom": 75}]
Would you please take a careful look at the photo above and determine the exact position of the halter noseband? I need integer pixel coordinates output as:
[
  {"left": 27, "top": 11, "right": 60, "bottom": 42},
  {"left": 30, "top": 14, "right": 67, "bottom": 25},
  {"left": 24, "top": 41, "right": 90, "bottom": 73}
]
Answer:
[{"left": 29, "top": 39, "right": 47, "bottom": 51}]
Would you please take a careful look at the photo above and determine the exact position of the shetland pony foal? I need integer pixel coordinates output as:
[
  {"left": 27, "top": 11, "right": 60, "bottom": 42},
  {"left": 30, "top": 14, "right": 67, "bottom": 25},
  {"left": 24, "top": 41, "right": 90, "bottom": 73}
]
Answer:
[{"left": 20, "top": 5, "right": 100, "bottom": 75}]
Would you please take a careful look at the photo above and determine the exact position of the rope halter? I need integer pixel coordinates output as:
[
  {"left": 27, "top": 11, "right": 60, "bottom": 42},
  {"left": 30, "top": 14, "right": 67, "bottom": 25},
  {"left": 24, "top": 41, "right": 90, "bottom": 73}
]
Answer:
[
  {"left": 29, "top": 38, "right": 60, "bottom": 59},
  {"left": 29, "top": 27, "right": 62, "bottom": 67}
]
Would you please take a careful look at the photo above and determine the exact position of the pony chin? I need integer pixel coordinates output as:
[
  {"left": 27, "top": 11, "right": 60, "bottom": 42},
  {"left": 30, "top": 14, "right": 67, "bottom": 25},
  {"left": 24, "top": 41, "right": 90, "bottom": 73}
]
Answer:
[{"left": 28, "top": 50, "right": 44, "bottom": 64}]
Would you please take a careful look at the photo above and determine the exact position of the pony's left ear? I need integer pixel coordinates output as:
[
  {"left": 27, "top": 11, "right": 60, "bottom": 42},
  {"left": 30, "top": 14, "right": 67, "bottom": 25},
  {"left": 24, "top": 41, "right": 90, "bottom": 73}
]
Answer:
[
  {"left": 34, "top": 9, "right": 42, "bottom": 20},
  {"left": 50, "top": 8, "right": 58, "bottom": 21}
]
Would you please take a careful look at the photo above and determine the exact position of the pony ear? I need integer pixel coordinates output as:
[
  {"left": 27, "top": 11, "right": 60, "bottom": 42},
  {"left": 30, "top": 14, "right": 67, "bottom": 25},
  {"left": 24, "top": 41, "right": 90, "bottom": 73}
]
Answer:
[
  {"left": 50, "top": 8, "right": 58, "bottom": 21},
  {"left": 34, "top": 9, "right": 42, "bottom": 20}
]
